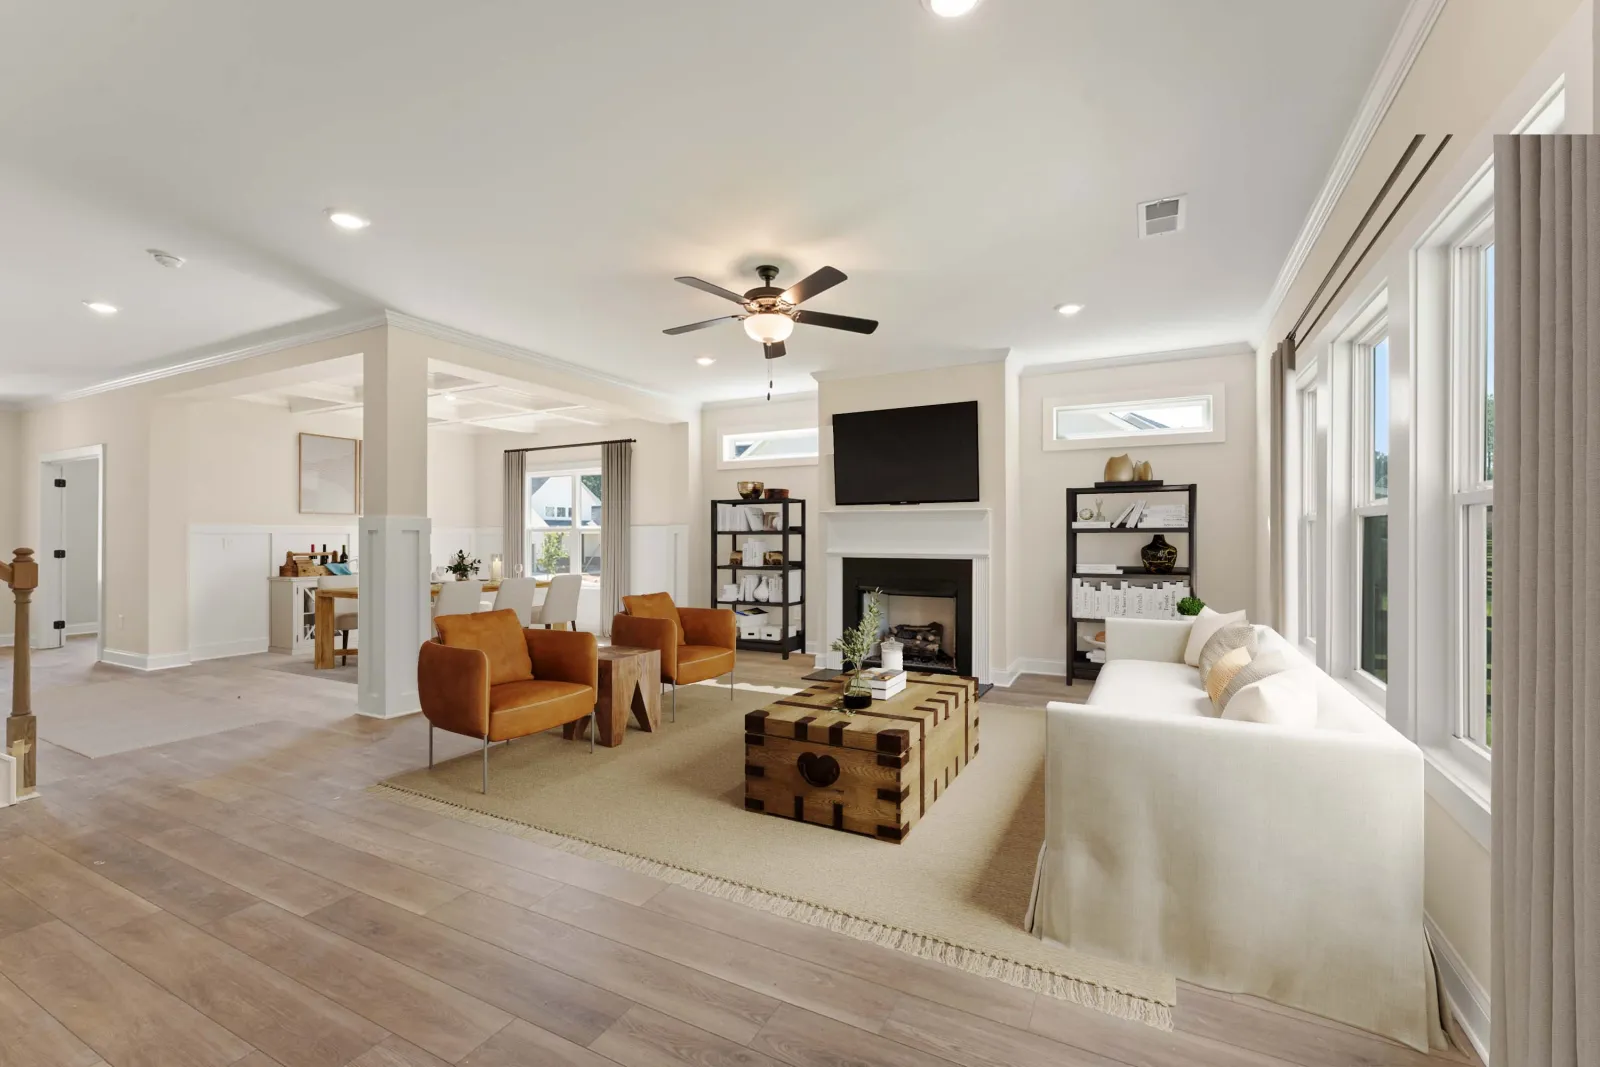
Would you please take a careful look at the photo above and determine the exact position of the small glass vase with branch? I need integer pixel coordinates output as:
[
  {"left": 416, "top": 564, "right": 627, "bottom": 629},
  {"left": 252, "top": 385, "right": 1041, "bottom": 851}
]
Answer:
[
  {"left": 445, "top": 550, "right": 481, "bottom": 582},
  {"left": 831, "top": 588, "right": 885, "bottom": 712}
]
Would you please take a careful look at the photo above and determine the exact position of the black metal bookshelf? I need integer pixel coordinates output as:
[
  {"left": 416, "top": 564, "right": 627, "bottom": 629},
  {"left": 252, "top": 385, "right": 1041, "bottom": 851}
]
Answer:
[
  {"left": 711, "top": 497, "right": 805, "bottom": 659},
  {"left": 1066, "top": 482, "right": 1198, "bottom": 682}
]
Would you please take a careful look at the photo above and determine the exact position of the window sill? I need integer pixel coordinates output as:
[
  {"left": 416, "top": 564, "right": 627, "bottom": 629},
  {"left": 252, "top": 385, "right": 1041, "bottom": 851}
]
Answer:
[
  {"left": 715, "top": 455, "right": 820, "bottom": 471},
  {"left": 1422, "top": 746, "right": 1491, "bottom": 849}
]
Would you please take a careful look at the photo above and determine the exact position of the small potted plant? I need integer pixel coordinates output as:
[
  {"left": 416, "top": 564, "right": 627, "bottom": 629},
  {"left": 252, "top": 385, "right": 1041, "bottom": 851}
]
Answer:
[
  {"left": 445, "top": 549, "right": 481, "bottom": 582},
  {"left": 1177, "top": 596, "right": 1205, "bottom": 617},
  {"left": 831, "top": 590, "right": 885, "bottom": 712}
]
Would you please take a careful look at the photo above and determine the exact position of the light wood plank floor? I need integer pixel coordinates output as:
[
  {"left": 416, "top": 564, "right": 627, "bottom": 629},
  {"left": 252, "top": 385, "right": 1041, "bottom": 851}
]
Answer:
[{"left": 0, "top": 640, "right": 1479, "bottom": 1067}]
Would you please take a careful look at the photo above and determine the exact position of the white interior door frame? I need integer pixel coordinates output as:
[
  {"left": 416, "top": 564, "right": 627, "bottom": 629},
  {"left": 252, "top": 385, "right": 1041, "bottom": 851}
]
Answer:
[{"left": 37, "top": 445, "right": 105, "bottom": 661}]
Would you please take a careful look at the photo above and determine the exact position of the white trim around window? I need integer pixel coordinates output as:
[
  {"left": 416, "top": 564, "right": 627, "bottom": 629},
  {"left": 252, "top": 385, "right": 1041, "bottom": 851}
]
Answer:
[
  {"left": 1041, "top": 383, "right": 1227, "bottom": 451},
  {"left": 717, "top": 426, "right": 820, "bottom": 470}
]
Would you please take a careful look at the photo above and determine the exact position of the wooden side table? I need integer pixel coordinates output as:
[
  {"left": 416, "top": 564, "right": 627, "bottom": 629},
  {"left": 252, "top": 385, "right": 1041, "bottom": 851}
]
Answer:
[{"left": 583, "top": 645, "right": 661, "bottom": 747}]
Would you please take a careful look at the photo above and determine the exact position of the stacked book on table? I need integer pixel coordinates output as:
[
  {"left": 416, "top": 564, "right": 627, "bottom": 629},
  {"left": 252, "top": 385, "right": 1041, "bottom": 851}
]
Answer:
[{"left": 859, "top": 668, "right": 906, "bottom": 700}]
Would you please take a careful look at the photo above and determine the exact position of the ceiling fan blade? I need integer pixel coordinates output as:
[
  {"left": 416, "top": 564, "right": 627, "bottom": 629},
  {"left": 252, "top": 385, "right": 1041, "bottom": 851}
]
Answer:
[
  {"left": 781, "top": 266, "right": 847, "bottom": 305},
  {"left": 764, "top": 341, "right": 787, "bottom": 360},
  {"left": 663, "top": 315, "right": 741, "bottom": 336},
  {"left": 675, "top": 276, "right": 748, "bottom": 304},
  {"left": 793, "top": 309, "right": 879, "bottom": 335}
]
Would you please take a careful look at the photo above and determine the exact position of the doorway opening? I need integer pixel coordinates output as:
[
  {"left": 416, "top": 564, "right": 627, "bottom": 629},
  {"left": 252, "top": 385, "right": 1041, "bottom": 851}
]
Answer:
[{"left": 36, "top": 447, "right": 104, "bottom": 660}]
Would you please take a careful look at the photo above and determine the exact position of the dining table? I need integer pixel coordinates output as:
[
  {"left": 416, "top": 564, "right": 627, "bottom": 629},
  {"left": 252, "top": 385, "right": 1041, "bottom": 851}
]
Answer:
[{"left": 313, "top": 578, "right": 556, "bottom": 669}]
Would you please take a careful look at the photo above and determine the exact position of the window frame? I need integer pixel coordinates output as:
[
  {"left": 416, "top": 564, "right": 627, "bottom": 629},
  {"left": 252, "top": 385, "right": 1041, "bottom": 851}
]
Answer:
[
  {"left": 525, "top": 467, "right": 603, "bottom": 580},
  {"left": 1349, "top": 315, "right": 1391, "bottom": 699},
  {"left": 1293, "top": 371, "right": 1323, "bottom": 656},
  {"left": 1448, "top": 210, "right": 1496, "bottom": 773},
  {"left": 1041, "top": 383, "right": 1228, "bottom": 451},
  {"left": 716, "top": 426, "right": 820, "bottom": 470}
]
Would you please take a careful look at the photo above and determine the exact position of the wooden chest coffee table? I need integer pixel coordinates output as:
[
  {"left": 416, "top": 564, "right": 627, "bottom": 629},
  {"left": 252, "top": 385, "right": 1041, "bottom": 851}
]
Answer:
[{"left": 743, "top": 672, "right": 979, "bottom": 842}]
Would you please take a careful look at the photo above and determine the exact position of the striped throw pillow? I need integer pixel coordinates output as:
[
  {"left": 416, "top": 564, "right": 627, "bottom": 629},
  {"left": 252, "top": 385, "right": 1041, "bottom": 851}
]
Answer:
[
  {"left": 1215, "top": 648, "right": 1299, "bottom": 714},
  {"left": 1197, "top": 621, "right": 1258, "bottom": 685}
]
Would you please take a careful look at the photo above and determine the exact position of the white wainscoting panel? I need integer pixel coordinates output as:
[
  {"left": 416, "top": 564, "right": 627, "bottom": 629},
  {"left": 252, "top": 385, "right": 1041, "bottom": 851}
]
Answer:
[{"left": 189, "top": 529, "right": 273, "bottom": 661}]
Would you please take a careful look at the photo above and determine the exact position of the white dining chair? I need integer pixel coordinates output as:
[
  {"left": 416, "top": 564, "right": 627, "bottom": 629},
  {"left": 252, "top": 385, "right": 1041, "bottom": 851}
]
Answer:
[
  {"left": 316, "top": 575, "right": 359, "bottom": 665},
  {"left": 490, "top": 577, "right": 541, "bottom": 626},
  {"left": 535, "top": 573, "right": 584, "bottom": 630},
  {"left": 433, "top": 580, "right": 485, "bottom": 635}
]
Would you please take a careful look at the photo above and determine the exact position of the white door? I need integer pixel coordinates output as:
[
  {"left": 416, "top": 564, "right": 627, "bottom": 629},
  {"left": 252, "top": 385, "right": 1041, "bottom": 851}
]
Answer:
[{"left": 34, "top": 463, "right": 66, "bottom": 650}]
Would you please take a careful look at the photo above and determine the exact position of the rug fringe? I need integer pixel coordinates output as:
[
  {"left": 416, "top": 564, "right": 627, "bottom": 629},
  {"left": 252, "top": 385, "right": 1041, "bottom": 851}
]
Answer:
[{"left": 369, "top": 781, "right": 1174, "bottom": 1030}]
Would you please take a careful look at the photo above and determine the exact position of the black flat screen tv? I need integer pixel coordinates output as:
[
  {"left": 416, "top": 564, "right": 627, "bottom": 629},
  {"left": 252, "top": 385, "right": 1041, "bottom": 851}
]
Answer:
[{"left": 832, "top": 400, "right": 980, "bottom": 505}]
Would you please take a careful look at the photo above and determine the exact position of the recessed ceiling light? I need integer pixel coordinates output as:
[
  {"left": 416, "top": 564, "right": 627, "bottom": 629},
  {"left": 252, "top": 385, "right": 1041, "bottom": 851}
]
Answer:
[
  {"left": 922, "top": 0, "right": 982, "bottom": 16},
  {"left": 83, "top": 301, "right": 118, "bottom": 315},
  {"left": 1055, "top": 303, "right": 1084, "bottom": 316},
  {"left": 696, "top": 356, "right": 716, "bottom": 366},
  {"left": 326, "top": 209, "right": 371, "bottom": 231}
]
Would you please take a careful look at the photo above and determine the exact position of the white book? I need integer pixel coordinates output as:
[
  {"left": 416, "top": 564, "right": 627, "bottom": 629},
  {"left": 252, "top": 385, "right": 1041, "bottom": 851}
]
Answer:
[
  {"left": 1112, "top": 500, "right": 1139, "bottom": 528},
  {"left": 1073, "top": 521, "right": 1113, "bottom": 529},
  {"left": 1078, "top": 563, "right": 1121, "bottom": 574}
]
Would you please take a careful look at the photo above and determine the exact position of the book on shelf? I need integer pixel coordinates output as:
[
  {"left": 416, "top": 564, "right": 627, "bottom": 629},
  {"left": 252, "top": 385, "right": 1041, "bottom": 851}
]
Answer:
[
  {"left": 1086, "top": 648, "right": 1107, "bottom": 664},
  {"left": 1136, "top": 503, "right": 1188, "bottom": 528},
  {"left": 1071, "top": 577, "right": 1191, "bottom": 619},
  {"left": 1111, "top": 499, "right": 1139, "bottom": 527},
  {"left": 1077, "top": 562, "right": 1122, "bottom": 574},
  {"left": 1072, "top": 521, "right": 1112, "bottom": 529}
]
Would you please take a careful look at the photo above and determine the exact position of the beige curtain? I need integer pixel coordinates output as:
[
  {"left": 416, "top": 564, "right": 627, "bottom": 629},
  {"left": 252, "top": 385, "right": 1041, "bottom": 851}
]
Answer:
[
  {"left": 1491, "top": 134, "right": 1600, "bottom": 1067},
  {"left": 503, "top": 450, "right": 526, "bottom": 578},
  {"left": 600, "top": 441, "right": 631, "bottom": 637}
]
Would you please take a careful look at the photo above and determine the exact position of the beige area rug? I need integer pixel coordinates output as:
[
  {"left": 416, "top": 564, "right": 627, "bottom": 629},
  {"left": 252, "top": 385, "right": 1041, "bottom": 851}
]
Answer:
[{"left": 376, "top": 683, "right": 1176, "bottom": 1026}]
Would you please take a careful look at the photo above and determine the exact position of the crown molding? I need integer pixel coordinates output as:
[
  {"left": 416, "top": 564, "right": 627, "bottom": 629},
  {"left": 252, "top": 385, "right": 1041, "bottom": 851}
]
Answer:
[
  {"left": 1019, "top": 341, "right": 1254, "bottom": 377},
  {"left": 1255, "top": 0, "right": 1448, "bottom": 344},
  {"left": 29, "top": 314, "right": 387, "bottom": 410},
  {"left": 382, "top": 310, "right": 673, "bottom": 403}
]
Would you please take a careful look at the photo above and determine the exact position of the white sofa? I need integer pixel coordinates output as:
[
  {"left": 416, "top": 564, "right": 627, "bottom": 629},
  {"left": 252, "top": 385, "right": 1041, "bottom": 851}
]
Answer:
[{"left": 1026, "top": 617, "right": 1433, "bottom": 1050}]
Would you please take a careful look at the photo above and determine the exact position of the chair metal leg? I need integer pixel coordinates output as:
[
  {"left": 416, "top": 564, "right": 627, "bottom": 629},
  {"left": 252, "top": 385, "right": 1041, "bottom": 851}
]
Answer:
[
  {"left": 589, "top": 709, "right": 596, "bottom": 754},
  {"left": 428, "top": 725, "right": 434, "bottom": 768},
  {"left": 670, "top": 683, "right": 677, "bottom": 723},
  {"left": 481, "top": 736, "right": 489, "bottom": 794},
  {"left": 729, "top": 667, "right": 735, "bottom": 699}
]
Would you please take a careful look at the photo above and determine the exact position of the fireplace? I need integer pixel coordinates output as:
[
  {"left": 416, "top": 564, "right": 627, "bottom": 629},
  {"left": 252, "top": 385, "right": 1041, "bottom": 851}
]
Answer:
[{"left": 842, "top": 557, "right": 973, "bottom": 677}]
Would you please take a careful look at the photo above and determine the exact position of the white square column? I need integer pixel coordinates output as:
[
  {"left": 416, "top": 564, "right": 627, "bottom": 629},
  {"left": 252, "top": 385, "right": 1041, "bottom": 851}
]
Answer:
[{"left": 358, "top": 329, "right": 432, "bottom": 719}]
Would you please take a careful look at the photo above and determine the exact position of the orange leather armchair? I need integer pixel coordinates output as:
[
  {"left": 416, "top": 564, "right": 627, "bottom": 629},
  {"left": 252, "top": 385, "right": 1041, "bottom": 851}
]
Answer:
[
  {"left": 419, "top": 609, "right": 599, "bottom": 793},
  {"left": 611, "top": 592, "right": 736, "bottom": 721}
]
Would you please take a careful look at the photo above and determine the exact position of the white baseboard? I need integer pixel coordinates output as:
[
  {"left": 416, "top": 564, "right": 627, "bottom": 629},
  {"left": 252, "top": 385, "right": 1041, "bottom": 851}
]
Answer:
[
  {"left": 989, "top": 663, "right": 1020, "bottom": 688},
  {"left": 1426, "top": 915, "right": 1489, "bottom": 1063},
  {"left": 102, "top": 648, "right": 192, "bottom": 672},
  {"left": 64, "top": 623, "right": 98, "bottom": 637},
  {"left": 1010, "top": 657, "right": 1070, "bottom": 679},
  {"left": 191, "top": 638, "right": 269, "bottom": 662}
]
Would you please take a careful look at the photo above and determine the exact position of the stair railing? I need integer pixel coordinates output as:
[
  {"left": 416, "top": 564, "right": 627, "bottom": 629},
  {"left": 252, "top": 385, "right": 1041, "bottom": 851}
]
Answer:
[{"left": 2, "top": 549, "right": 38, "bottom": 797}]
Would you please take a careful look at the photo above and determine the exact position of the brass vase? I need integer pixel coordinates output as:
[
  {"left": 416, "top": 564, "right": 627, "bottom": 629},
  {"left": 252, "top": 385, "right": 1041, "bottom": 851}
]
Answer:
[{"left": 1103, "top": 454, "right": 1134, "bottom": 482}]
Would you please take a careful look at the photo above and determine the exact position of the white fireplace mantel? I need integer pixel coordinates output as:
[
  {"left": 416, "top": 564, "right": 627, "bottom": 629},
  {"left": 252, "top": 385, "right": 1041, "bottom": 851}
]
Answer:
[{"left": 820, "top": 507, "right": 992, "bottom": 680}]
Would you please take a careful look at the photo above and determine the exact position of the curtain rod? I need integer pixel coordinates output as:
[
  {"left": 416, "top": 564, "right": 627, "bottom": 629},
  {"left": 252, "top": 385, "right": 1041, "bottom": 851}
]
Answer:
[
  {"left": 1288, "top": 133, "right": 1425, "bottom": 342},
  {"left": 503, "top": 437, "right": 636, "bottom": 455},
  {"left": 1298, "top": 134, "right": 1452, "bottom": 345}
]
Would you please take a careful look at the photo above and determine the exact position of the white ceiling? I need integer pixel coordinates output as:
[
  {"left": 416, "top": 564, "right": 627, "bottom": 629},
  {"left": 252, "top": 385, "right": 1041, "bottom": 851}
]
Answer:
[
  {"left": 230, "top": 357, "right": 611, "bottom": 434},
  {"left": 0, "top": 0, "right": 1407, "bottom": 404}
]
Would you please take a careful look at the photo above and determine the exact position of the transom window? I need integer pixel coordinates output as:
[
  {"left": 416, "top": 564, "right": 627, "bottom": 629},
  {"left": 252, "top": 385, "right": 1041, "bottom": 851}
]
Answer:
[
  {"left": 1043, "top": 385, "right": 1226, "bottom": 451},
  {"left": 719, "top": 427, "right": 819, "bottom": 467}
]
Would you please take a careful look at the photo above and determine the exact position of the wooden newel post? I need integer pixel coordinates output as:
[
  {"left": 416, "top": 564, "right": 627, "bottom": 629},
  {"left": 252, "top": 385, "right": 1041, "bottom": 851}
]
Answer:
[{"left": 6, "top": 548, "right": 38, "bottom": 794}]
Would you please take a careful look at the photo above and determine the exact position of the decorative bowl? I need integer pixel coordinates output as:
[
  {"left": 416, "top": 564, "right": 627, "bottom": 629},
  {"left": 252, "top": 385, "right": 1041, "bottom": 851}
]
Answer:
[
  {"left": 762, "top": 487, "right": 790, "bottom": 500},
  {"left": 737, "top": 481, "right": 765, "bottom": 500}
]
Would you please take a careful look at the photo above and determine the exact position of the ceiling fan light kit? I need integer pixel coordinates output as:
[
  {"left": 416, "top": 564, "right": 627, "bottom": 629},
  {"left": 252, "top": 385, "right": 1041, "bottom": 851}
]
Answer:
[{"left": 663, "top": 262, "right": 878, "bottom": 363}]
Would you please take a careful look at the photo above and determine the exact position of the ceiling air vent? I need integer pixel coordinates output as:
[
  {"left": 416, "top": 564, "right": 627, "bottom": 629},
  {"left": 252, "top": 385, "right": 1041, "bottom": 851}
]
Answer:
[{"left": 1137, "top": 196, "right": 1186, "bottom": 239}]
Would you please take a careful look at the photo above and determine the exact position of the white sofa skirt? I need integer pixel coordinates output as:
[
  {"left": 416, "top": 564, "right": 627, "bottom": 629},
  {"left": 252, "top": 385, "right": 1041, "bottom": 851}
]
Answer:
[{"left": 1027, "top": 619, "right": 1437, "bottom": 1050}]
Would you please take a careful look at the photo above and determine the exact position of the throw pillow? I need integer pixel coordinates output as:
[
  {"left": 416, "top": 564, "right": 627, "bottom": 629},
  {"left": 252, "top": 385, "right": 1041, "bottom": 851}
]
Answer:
[
  {"left": 1216, "top": 647, "right": 1298, "bottom": 714},
  {"left": 1204, "top": 646, "right": 1253, "bottom": 708},
  {"left": 1223, "top": 667, "right": 1319, "bottom": 728},
  {"left": 435, "top": 608, "right": 535, "bottom": 687},
  {"left": 1197, "top": 621, "right": 1258, "bottom": 684},
  {"left": 623, "top": 592, "right": 685, "bottom": 643},
  {"left": 1184, "top": 607, "right": 1247, "bottom": 667}
]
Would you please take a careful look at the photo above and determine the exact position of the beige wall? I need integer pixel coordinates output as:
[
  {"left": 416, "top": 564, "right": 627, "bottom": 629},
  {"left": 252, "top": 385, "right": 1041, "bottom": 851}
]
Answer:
[
  {"left": 699, "top": 397, "right": 821, "bottom": 641},
  {"left": 817, "top": 361, "right": 1010, "bottom": 672},
  {"left": 0, "top": 410, "right": 18, "bottom": 558},
  {"left": 1017, "top": 349, "right": 1257, "bottom": 668},
  {"left": 472, "top": 418, "right": 693, "bottom": 532}
]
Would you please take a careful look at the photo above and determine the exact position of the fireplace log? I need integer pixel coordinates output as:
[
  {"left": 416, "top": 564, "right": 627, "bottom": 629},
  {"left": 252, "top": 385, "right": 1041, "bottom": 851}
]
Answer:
[{"left": 890, "top": 622, "right": 944, "bottom": 658}]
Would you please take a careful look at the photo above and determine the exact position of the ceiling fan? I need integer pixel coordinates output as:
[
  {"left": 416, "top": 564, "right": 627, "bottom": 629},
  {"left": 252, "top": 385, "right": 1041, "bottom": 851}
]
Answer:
[{"left": 662, "top": 264, "right": 879, "bottom": 359}]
